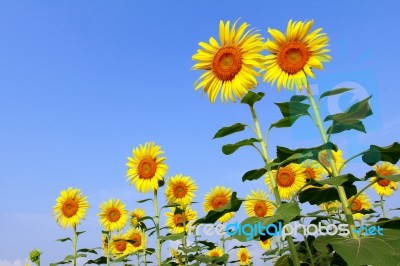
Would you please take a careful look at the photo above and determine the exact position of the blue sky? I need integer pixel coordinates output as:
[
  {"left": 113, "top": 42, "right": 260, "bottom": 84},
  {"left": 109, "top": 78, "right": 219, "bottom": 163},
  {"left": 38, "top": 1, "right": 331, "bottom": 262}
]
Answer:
[{"left": 1, "top": 0, "right": 400, "bottom": 265}]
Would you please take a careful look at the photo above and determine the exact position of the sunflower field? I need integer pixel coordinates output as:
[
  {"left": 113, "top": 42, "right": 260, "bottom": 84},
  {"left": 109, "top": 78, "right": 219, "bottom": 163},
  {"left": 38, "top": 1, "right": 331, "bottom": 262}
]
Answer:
[{"left": 27, "top": 19, "right": 400, "bottom": 266}]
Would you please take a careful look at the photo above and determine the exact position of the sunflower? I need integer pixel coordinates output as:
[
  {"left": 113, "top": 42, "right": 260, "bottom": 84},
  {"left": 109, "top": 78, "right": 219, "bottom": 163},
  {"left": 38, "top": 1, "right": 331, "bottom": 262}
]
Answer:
[
  {"left": 265, "top": 163, "right": 307, "bottom": 200},
  {"left": 165, "top": 174, "right": 198, "bottom": 206},
  {"left": 349, "top": 194, "right": 372, "bottom": 221},
  {"left": 244, "top": 189, "right": 275, "bottom": 218},
  {"left": 203, "top": 186, "right": 235, "bottom": 223},
  {"left": 371, "top": 162, "right": 400, "bottom": 197},
  {"left": 101, "top": 233, "right": 109, "bottom": 255},
  {"left": 263, "top": 19, "right": 331, "bottom": 91},
  {"left": 53, "top": 187, "right": 89, "bottom": 228},
  {"left": 260, "top": 238, "right": 272, "bottom": 250},
  {"left": 125, "top": 228, "right": 147, "bottom": 252},
  {"left": 207, "top": 247, "right": 224, "bottom": 257},
  {"left": 237, "top": 248, "right": 251, "bottom": 265},
  {"left": 319, "top": 200, "right": 341, "bottom": 215},
  {"left": 165, "top": 207, "right": 197, "bottom": 234},
  {"left": 129, "top": 208, "right": 145, "bottom": 228},
  {"left": 126, "top": 142, "right": 168, "bottom": 193},
  {"left": 98, "top": 199, "right": 128, "bottom": 232},
  {"left": 110, "top": 233, "right": 134, "bottom": 258},
  {"left": 170, "top": 248, "right": 184, "bottom": 265},
  {"left": 301, "top": 160, "right": 324, "bottom": 181},
  {"left": 192, "top": 20, "right": 264, "bottom": 103},
  {"left": 318, "top": 149, "right": 345, "bottom": 174}
]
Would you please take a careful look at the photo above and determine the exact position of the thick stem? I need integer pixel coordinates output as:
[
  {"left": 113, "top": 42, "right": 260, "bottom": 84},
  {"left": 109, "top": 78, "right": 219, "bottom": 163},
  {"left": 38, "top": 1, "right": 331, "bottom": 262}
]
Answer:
[
  {"left": 305, "top": 85, "right": 358, "bottom": 239},
  {"left": 73, "top": 225, "right": 77, "bottom": 266},
  {"left": 249, "top": 106, "right": 300, "bottom": 266},
  {"left": 380, "top": 196, "right": 387, "bottom": 218},
  {"left": 153, "top": 190, "right": 162, "bottom": 265},
  {"left": 106, "top": 232, "right": 111, "bottom": 266}
]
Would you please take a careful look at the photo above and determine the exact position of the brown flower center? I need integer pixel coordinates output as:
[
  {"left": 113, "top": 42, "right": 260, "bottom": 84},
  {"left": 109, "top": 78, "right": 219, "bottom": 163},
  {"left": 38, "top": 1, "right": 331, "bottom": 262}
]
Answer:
[
  {"left": 351, "top": 199, "right": 362, "bottom": 211},
  {"left": 240, "top": 252, "right": 247, "bottom": 262},
  {"left": 212, "top": 46, "right": 242, "bottom": 81},
  {"left": 173, "top": 214, "right": 186, "bottom": 227},
  {"left": 173, "top": 183, "right": 188, "bottom": 199},
  {"left": 115, "top": 240, "right": 127, "bottom": 252},
  {"left": 277, "top": 41, "right": 310, "bottom": 74},
  {"left": 138, "top": 156, "right": 157, "bottom": 179},
  {"left": 210, "top": 251, "right": 220, "bottom": 257},
  {"left": 212, "top": 196, "right": 229, "bottom": 209},
  {"left": 303, "top": 168, "right": 316, "bottom": 180},
  {"left": 106, "top": 208, "right": 121, "bottom": 222},
  {"left": 378, "top": 178, "right": 391, "bottom": 187},
  {"left": 130, "top": 233, "right": 142, "bottom": 247},
  {"left": 277, "top": 169, "right": 295, "bottom": 187},
  {"left": 62, "top": 199, "right": 79, "bottom": 218},
  {"left": 254, "top": 202, "right": 268, "bottom": 217}
]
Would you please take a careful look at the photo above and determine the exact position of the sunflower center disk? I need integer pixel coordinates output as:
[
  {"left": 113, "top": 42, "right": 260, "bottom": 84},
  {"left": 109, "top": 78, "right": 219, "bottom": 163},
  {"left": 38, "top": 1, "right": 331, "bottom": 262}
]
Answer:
[
  {"left": 62, "top": 199, "right": 79, "bottom": 218},
  {"left": 277, "top": 169, "right": 295, "bottom": 187},
  {"left": 138, "top": 157, "right": 157, "bottom": 179},
  {"left": 173, "top": 184, "right": 188, "bottom": 199},
  {"left": 303, "top": 168, "right": 316, "bottom": 180},
  {"left": 212, "top": 196, "right": 228, "bottom": 209},
  {"left": 174, "top": 214, "right": 186, "bottom": 226},
  {"left": 351, "top": 199, "right": 362, "bottom": 211},
  {"left": 278, "top": 41, "right": 310, "bottom": 74},
  {"left": 378, "top": 178, "right": 391, "bottom": 187},
  {"left": 254, "top": 202, "right": 267, "bottom": 217},
  {"left": 241, "top": 253, "right": 247, "bottom": 262},
  {"left": 115, "top": 240, "right": 127, "bottom": 252},
  {"left": 212, "top": 46, "right": 242, "bottom": 81},
  {"left": 107, "top": 208, "right": 121, "bottom": 222},
  {"left": 130, "top": 234, "right": 142, "bottom": 247}
]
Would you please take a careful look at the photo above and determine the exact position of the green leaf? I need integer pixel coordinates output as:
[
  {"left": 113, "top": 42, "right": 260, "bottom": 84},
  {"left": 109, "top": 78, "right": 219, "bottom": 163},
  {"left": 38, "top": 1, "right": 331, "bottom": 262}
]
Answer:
[
  {"left": 316, "top": 174, "right": 360, "bottom": 186},
  {"left": 325, "top": 96, "right": 373, "bottom": 122},
  {"left": 327, "top": 120, "right": 366, "bottom": 134},
  {"left": 194, "top": 192, "right": 242, "bottom": 225},
  {"left": 299, "top": 183, "right": 357, "bottom": 205},
  {"left": 319, "top": 88, "right": 353, "bottom": 100},
  {"left": 197, "top": 240, "right": 217, "bottom": 250},
  {"left": 213, "top": 123, "right": 247, "bottom": 139},
  {"left": 222, "top": 138, "right": 260, "bottom": 155},
  {"left": 242, "top": 168, "right": 267, "bottom": 182},
  {"left": 83, "top": 256, "right": 107, "bottom": 265},
  {"left": 77, "top": 248, "right": 98, "bottom": 255},
  {"left": 240, "top": 91, "right": 265, "bottom": 107},
  {"left": 275, "top": 142, "right": 337, "bottom": 164},
  {"left": 275, "top": 101, "right": 310, "bottom": 118},
  {"left": 159, "top": 232, "right": 185, "bottom": 241},
  {"left": 290, "top": 95, "right": 307, "bottom": 102},
  {"left": 76, "top": 231, "right": 85, "bottom": 236},
  {"left": 55, "top": 237, "right": 71, "bottom": 243},
  {"left": 274, "top": 255, "right": 294, "bottom": 266},
  {"left": 137, "top": 198, "right": 153, "bottom": 203},
  {"left": 362, "top": 142, "right": 400, "bottom": 166},
  {"left": 270, "top": 114, "right": 306, "bottom": 129},
  {"left": 267, "top": 152, "right": 313, "bottom": 169}
]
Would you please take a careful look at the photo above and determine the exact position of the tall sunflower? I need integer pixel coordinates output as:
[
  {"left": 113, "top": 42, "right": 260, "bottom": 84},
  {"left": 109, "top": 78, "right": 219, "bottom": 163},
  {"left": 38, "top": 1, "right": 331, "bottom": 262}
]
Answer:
[
  {"left": 263, "top": 19, "right": 331, "bottom": 91},
  {"left": 129, "top": 208, "right": 145, "bottom": 228},
  {"left": 349, "top": 193, "right": 372, "bottom": 221},
  {"left": 244, "top": 189, "right": 275, "bottom": 218},
  {"left": 318, "top": 149, "right": 345, "bottom": 174},
  {"left": 265, "top": 163, "right": 307, "bottom": 200},
  {"left": 371, "top": 162, "right": 400, "bottom": 197},
  {"left": 165, "top": 174, "right": 198, "bottom": 206},
  {"left": 98, "top": 199, "right": 128, "bottom": 232},
  {"left": 237, "top": 248, "right": 251, "bottom": 265},
  {"left": 192, "top": 20, "right": 265, "bottom": 103},
  {"left": 126, "top": 142, "right": 168, "bottom": 193},
  {"left": 301, "top": 160, "right": 324, "bottom": 181},
  {"left": 203, "top": 186, "right": 235, "bottom": 223},
  {"left": 125, "top": 227, "right": 147, "bottom": 252},
  {"left": 207, "top": 247, "right": 224, "bottom": 257},
  {"left": 165, "top": 207, "right": 197, "bottom": 234},
  {"left": 53, "top": 187, "right": 89, "bottom": 228},
  {"left": 110, "top": 233, "right": 134, "bottom": 258}
]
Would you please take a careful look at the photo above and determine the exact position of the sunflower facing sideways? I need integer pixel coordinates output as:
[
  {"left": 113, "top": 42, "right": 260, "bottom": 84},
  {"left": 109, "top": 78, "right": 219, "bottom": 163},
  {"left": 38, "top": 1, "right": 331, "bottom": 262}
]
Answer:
[
  {"left": 126, "top": 142, "right": 168, "bottom": 194},
  {"left": 263, "top": 19, "right": 331, "bottom": 91},
  {"left": 165, "top": 174, "right": 198, "bottom": 206},
  {"left": 265, "top": 163, "right": 307, "bottom": 200},
  {"left": 110, "top": 233, "right": 134, "bottom": 258},
  {"left": 237, "top": 248, "right": 251, "bottom": 265},
  {"left": 53, "top": 187, "right": 89, "bottom": 228},
  {"left": 98, "top": 199, "right": 128, "bottom": 232},
  {"left": 192, "top": 20, "right": 265, "bottom": 103},
  {"left": 125, "top": 227, "right": 147, "bottom": 252},
  {"left": 165, "top": 206, "right": 198, "bottom": 234},
  {"left": 301, "top": 160, "right": 324, "bottom": 181},
  {"left": 244, "top": 189, "right": 275, "bottom": 218},
  {"left": 318, "top": 149, "right": 345, "bottom": 174},
  {"left": 348, "top": 193, "right": 372, "bottom": 221},
  {"left": 203, "top": 186, "right": 235, "bottom": 223},
  {"left": 371, "top": 162, "right": 400, "bottom": 197},
  {"left": 129, "top": 208, "right": 145, "bottom": 228},
  {"left": 207, "top": 247, "right": 224, "bottom": 257}
]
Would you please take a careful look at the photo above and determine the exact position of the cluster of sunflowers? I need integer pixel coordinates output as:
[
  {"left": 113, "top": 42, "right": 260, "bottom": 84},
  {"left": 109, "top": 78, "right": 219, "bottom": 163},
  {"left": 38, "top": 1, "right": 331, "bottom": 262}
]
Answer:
[{"left": 28, "top": 19, "right": 400, "bottom": 266}]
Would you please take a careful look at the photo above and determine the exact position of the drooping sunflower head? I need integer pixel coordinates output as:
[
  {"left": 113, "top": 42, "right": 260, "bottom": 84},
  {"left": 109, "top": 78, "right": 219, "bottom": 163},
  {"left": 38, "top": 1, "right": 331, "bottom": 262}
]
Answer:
[
  {"left": 301, "top": 160, "right": 324, "bottom": 181},
  {"left": 318, "top": 149, "right": 345, "bottom": 174},
  {"left": 98, "top": 199, "right": 128, "bottom": 232},
  {"left": 126, "top": 142, "right": 168, "bottom": 194},
  {"left": 165, "top": 174, "right": 198, "bottom": 206},
  {"left": 371, "top": 162, "right": 400, "bottom": 197},
  {"left": 244, "top": 189, "right": 275, "bottom": 218},
  {"left": 192, "top": 20, "right": 265, "bottom": 103},
  {"left": 349, "top": 193, "right": 372, "bottom": 221},
  {"left": 165, "top": 206, "right": 197, "bottom": 234},
  {"left": 207, "top": 247, "right": 224, "bottom": 257},
  {"left": 237, "top": 248, "right": 251, "bottom": 265},
  {"left": 263, "top": 19, "right": 331, "bottom": 91},
  {"left": 319, "top": 200, "right": 341, "bottom": 215},
  {"left": 129, "top": 208, "right": 145, "bottom": 228},
  {"left": 125, "top": 227, "right": 147, "bottom": 252},
  {"left": 110, "top": 233, "right": 134, "bottom": 258},
  {"left": 265, "top": 163, "right": 307, "bottom": 200},
  {"left": 53, "top": 187, "right": 89, "bottom": 229},
  {"left": 203, "top": 186, "right": 235, "bottom": 223}
]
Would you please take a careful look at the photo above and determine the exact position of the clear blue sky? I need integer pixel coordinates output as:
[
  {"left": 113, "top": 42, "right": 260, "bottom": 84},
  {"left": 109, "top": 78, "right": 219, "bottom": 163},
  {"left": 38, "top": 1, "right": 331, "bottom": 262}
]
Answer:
[{"left": 1, "top": 1, "right": 400, "bottom": 265}]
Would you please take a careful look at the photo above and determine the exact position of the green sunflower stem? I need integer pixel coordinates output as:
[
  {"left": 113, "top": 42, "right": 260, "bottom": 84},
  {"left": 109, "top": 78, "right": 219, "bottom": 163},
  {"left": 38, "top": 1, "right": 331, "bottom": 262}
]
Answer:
[
  {"left": 73, "top": 225, "right": 77, "bottom": 266},
  {"left": 106, "top": 232, "right": 111, "bottom": 266},
  {"left": 153, "top": 189, "right": 162, "bottom": 266},
  {"left": 249, "top": 105, "right": 301, "bottom": 266},
  {"left": 182, "top": 205, "right": 188, "bottom": 266},
  {"left": 380, "top": 196, "right": 387, "bottom": 218},
  {"left": 305, "top": 85, "right": 358, "bottom": 239},
  {"left": 142, "top": 228, "right": 148, "bottom": 266}
]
